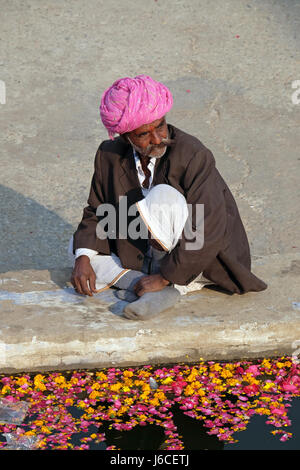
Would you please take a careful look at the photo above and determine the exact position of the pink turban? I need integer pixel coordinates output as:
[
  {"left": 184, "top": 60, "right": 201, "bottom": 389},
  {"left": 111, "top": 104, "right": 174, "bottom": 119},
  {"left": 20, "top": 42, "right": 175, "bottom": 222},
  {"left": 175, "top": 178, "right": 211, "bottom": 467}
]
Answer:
[{"left": 99, "top": 75, "right": 173, "bottom": 139}]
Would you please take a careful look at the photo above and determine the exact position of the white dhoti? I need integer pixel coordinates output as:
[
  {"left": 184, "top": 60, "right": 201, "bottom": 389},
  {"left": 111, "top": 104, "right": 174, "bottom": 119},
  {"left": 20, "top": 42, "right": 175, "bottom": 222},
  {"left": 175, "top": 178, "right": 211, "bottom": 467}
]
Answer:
[{"left": 68, "top": 237, "right": 129, "bottom": 292}]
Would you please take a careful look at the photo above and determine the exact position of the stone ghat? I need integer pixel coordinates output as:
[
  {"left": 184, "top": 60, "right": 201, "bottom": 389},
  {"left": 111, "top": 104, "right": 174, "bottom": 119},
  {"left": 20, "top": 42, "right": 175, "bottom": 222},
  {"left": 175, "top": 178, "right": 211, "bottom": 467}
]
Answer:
[{"left": 0, "top": 252, "right": 299, "bottom": 373}]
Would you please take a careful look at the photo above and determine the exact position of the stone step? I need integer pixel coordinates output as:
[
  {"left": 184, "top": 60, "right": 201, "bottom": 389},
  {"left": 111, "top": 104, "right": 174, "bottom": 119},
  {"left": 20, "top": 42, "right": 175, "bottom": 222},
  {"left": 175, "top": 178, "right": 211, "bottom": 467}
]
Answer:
[{"left": 0, "top": 252, "right": 299, "bottom": 373}]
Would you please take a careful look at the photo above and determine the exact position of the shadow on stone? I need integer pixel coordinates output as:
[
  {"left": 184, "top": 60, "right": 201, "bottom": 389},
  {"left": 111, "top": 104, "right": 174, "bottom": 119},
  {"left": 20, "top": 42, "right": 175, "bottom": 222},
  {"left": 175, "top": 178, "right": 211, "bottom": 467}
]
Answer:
[{"left": 0, "top": 184, "right": 74, "bottom": 273}]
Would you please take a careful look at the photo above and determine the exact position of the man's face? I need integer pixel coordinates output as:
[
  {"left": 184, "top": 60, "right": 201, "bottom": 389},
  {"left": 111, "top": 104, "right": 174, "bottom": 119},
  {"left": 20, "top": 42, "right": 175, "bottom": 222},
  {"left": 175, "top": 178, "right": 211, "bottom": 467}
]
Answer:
[{"left": 125, "top": 116, "right": 171, "bottom": 158}]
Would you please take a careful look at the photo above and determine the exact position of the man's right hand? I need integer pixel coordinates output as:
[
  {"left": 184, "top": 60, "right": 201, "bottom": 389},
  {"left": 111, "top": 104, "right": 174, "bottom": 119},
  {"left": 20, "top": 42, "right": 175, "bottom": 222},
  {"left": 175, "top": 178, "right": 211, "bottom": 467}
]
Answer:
[{"left": 70, "top": 255, "right": 97, "bottom": 296}]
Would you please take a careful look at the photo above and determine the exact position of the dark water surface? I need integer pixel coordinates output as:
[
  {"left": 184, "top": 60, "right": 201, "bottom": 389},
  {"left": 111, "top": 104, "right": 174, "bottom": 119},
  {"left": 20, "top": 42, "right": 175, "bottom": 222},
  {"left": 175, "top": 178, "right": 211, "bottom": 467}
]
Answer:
[{"left": 67, "top": 398, "right": 300, "bottom": 450}]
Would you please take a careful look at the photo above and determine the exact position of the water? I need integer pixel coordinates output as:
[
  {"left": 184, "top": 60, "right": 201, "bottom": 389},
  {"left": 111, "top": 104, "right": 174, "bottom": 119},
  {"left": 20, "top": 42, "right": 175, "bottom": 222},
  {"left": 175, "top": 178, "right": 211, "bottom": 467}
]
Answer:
[
  {"left": 0, "top": 359, "right": 299, "bottom": 450},
  {"left": 64, "top": 398, "right": 300, "bottom": 450}
]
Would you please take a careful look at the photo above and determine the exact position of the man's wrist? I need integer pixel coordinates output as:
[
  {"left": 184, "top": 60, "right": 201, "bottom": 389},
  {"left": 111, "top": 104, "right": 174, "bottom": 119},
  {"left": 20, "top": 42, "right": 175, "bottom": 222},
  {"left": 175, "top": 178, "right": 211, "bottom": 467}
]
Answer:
[
  {"left": 159, "top": 274, "right": 171, "bottom": 286},
  {"left": 75, "top": 255, "right": 91, "bottom": 263}
]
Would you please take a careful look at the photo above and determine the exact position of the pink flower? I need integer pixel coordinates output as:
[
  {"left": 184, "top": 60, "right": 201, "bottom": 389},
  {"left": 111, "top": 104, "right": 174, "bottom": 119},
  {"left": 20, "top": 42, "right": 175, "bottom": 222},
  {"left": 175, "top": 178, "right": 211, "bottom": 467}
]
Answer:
[
  {"left": 280, "top": 374, "right": 300, "bottom": 393},
  {"left": 270, "top": 407, "right": 285, "bottom": 416},
  {"left": 163, "top": 421, "right": 176, "bottom": 430},
  {"left": 1, "top": 377, "right": 11, "bottom": 385},
  {"left": 159, "top": 406, "right": 168, "bottom": 412},
  {"left": 242, "top": 384, "right": 260, "bottom": 395},
  {"left": 281, "top": 383, "right": 298, "bottom": 393},
  {"left": 245, "top": 365, "right": 260, "bottom": 377},
  {"left": 2, "top": 395, "right": 15, "bottom": 402},
  {"left": 172, "top": 386, "right": 183, "bottom": 396},
  {"left": 114, "top": 399, "right": 122, "bottom": 409}
]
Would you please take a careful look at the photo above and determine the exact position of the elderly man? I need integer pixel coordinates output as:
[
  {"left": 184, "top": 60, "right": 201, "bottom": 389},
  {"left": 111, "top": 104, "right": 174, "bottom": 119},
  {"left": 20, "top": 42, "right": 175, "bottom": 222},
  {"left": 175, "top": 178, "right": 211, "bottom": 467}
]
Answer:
[{"left": 70, "top": 74, "right": 267, "bottom": 318}]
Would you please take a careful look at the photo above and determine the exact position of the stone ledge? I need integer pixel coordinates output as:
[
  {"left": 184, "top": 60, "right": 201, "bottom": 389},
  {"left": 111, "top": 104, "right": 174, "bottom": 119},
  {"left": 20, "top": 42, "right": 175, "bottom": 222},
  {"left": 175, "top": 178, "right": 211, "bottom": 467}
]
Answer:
[{"left": 0, "top": 252, "right": 299, "bottom": 373}]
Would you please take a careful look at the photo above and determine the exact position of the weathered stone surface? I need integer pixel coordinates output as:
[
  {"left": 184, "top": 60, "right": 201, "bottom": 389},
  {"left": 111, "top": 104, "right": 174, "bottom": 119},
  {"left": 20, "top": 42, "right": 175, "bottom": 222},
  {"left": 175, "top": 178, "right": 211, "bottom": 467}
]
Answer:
[
  {"left": 0, "top": 253, "right": 299, "bottom": 373},
  {"left": 0, "top": 0, "right": 299, "bottom": 372}
]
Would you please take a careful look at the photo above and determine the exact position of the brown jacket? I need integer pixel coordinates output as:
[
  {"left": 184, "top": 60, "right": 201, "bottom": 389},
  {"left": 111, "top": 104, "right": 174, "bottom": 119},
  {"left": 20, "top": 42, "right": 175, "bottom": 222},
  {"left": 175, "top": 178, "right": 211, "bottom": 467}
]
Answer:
[{"left": 73, "top": 124, "right": 267, "bottom": 294}]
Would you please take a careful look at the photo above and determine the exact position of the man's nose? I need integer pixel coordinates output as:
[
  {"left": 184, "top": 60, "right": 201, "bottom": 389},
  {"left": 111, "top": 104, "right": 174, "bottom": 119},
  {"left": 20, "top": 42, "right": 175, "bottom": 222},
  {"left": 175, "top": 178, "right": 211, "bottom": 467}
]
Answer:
[{"left": 150, "top": 131, "right": 162, "bottom": 146}]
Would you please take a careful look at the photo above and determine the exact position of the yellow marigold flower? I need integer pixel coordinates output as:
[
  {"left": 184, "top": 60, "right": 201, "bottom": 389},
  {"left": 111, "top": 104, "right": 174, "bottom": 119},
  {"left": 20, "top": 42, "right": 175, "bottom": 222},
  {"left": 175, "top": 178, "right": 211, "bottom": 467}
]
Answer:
[
  {"left": 184, "top": 385, "right": 194, "bottom": 396},
  {"left": 123, "top": 378, "right": 133, "bottom": 385},
  {"left": 65, "top": 398, "right": 74, "bottom": 405},
  {"left": 140, "top": 392, "right": 150, "bottom": 400},
  {"left": 34, "top": 420, "right": 44, "bottom": 427},
  {"left": 142, "top": 383, "right": 151, "bottom": 391},
  {"left": 41, "top": 426, "right": 51, "bottom": 434},
  {"left": 262, "top": 359, "right": 271, "bottom": 369},
  {"left": 124, "top": 397, "right": 134, "bottom": 405},
  {"left": 134, "top": 379, "right": 144, "bottom": 386},
  {"left": 78, "top": 400, "right": 87, "bottom": 409},
  {"left": 91, "top": 383, "right": 100, "bottom": 390},
  {"left": 96, "top": 372, "right": 107, "bottom": 381},
  {"left": 149, "top": 397, "right": 160, "bottom": 407},
  {"left": 197, "top": 389, "right": 206, "bottom": 397},
  {"left": 191, "top": 381, "right": 201, "bottom": 389},
  {"left": 123, "top": 370, "right": 133, "bottom": 377},
  {"left": 221, "top": 369, "right": 233, "bottom": 379},
  {"left": 90, "top": 434, "right": 97, "bottom": 439},
  {"left": 16, "top": 377, "right": 28, "bottom": 386},
  {"left": 155, "top": 391, "right": 166, "bottom": 400},
  {"left": 140, "top": 371, "right": 151, "bottom": 377},
  {"left": 34, "top": 374, "right": 45, "bottom": 382},
  {"left": 1, "top": 385, "right": 11, "bottom": 394},
  {"left": 211, "top": 363, "right": 222, "bottom": 372},
  {"left": 54, "top": 376, "right": 66, "bottom": 385},
  {"left": 186, "top": 368, "right": 198, "bottom": 382},
  {"left": 89, "top": 390, "right": 100, "bottom": 400},
  {"left": 24, "top": 430, "right": 36, "bottom": 436},
  {"left": 122, "top": 386, "right": 131, "bottom": 393},
  {"left": 162, "top": 377, "right": 173, "bottom": 385},
  {"left": 227, "top": 378, "right": 239, "bottom": 387},
  {"left": 211, "top": 377, "right": 222, "bottom": 385},
  {"left": 138, "top": 414, "right": 147, "bottom": 421},
  {"left": 118, "top": 406, "right": 128, "bottom": 415},
  {"left": 110, "top": 383, "right": 122, "bottom": 392},
  {"left": 263, "top": 382, "right": 275, "bottom": 391},
  {"left": 34, "top": 382, "right": 46, "bottom": 391},
  {"left": 256, "top": 408, "right": 271, "bottom": 415}
]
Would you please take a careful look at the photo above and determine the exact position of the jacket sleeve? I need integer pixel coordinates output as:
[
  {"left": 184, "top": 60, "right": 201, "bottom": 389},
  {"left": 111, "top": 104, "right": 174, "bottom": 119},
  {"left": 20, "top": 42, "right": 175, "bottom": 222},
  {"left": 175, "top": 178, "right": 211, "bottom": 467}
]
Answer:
[
  {"left": 159, "top": 147, "right": 228, "bottom": 285},
  {"left": 72, "top": 145, "right": 111, "bottom": 255}
]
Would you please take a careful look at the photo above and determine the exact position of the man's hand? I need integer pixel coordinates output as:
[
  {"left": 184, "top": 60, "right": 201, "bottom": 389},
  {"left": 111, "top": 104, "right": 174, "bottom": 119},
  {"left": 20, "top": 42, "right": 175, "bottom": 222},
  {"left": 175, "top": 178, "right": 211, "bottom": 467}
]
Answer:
[
  {"left": 70, "top": 255, "right": 97, "bottom": 296},
  {"left": 133, "top": 273, "right": 170, "bottom": 297}
]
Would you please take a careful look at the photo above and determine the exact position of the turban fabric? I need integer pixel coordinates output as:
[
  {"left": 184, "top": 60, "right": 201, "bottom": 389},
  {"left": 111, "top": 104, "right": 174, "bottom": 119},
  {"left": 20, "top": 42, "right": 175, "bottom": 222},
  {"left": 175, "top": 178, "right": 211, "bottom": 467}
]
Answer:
[{"left": 99, "top": 75, "right": 173, "bottom": 139}]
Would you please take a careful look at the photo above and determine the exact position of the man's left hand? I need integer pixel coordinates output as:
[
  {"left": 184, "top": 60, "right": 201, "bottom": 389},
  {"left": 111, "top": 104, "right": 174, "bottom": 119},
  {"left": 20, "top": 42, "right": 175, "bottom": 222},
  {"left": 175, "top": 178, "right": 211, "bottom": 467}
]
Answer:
[{"left": 133, "top": 273, "right": 170, "bottom": 297}]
